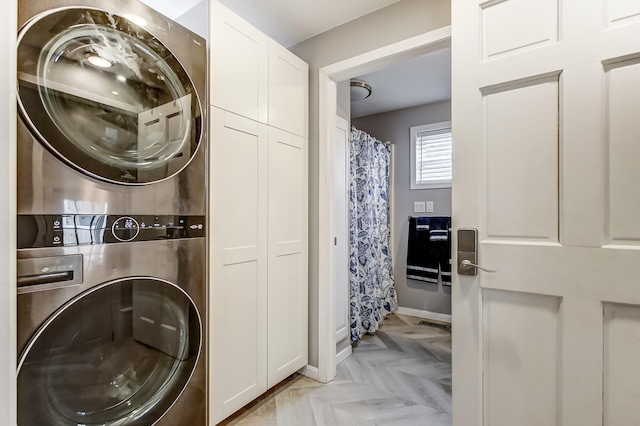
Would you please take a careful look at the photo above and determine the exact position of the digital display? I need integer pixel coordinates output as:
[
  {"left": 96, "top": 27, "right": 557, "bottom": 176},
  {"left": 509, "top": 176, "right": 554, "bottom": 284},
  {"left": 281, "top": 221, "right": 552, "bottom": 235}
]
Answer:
[{"left": 112, "top": 217, "right": 139, "bottom": 242}]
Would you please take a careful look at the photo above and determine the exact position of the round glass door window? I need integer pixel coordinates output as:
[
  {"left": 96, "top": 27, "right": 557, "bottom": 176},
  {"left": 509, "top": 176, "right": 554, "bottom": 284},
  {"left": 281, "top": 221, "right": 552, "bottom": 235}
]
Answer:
[
  {"left": 17, "top": 278, "right": 201, "bottom": 425},
  {"left": 17, "top": 8, "right": 203, "bottom": 184}
]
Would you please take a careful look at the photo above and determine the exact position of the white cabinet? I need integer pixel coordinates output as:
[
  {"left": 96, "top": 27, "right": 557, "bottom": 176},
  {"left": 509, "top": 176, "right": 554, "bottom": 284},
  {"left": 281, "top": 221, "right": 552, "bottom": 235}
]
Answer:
[
  {"left": 209, "top": 3, "right": 309, "bottom": 424},
  {"left": 267, "top": 127, "right": 308, "bottom": 387},
  {"left": 268, "top": 41, "right": 309, "bottom": 138},
  {"left": 210, "top": 1, "right": 268, "bottom": 123},
  {"left": 209, "top": 114, "right": 308, "bottom": 423},
  {"left": 210, "top": 2, "right": 308, "bottom": 138},
  {"left": 209, "top": 108, "right": 268, "bottom": 423}
]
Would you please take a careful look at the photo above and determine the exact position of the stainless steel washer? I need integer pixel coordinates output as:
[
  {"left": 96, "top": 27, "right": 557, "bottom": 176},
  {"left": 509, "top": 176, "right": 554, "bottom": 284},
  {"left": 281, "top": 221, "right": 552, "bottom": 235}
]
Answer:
[
  {"left": 17, "top": 223, "right": 207, "bottom": 425},
  {"left": 16, "top": 1, "right": 207, "bottom": 424}
]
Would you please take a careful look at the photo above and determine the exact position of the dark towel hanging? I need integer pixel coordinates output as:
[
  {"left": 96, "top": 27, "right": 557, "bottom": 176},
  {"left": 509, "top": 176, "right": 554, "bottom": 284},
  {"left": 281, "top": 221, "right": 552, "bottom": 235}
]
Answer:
[
  {"left": 415, "top": 216, "right": 430, "bottom": 231},
  {"left": 406, "top": 216, "right": 452, "bottom": 286}
]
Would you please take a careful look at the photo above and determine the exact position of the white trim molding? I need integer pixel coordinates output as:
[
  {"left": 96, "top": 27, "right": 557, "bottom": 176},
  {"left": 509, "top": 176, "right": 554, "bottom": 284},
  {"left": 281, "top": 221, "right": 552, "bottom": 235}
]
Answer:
[
  {"left": 396, "top": 306, "right": 452, "bottom": 324},
  {"left": 3, "top": 0, "right": 18, "bottom": 422},
  {"left": 336, "top": 344, "right": 352, "bottom": 366},
  {"left": 298, "top": 364, "right": 320, "bottom": 381}
]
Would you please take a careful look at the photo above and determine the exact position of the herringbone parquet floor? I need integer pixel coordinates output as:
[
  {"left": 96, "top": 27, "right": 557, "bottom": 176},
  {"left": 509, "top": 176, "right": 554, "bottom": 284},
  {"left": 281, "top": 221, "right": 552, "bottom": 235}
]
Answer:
[{"left": 219, "top": 313, "right": 452, "bottom": 425}]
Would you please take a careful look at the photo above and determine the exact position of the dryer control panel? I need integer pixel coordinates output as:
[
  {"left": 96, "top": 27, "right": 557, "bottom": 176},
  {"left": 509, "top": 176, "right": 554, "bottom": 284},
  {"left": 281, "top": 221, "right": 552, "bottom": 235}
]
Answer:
[{"left": 17, "top": 215, "right": 206, "bottom": 249}]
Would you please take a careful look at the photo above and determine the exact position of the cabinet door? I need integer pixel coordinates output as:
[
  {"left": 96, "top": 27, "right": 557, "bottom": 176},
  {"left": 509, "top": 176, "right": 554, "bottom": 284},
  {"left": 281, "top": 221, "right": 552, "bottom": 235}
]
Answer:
[
  {"left": 267, "top": 127, "right": 309, "bottom": 387},
  {"left": 268, "top": 40, "right": 308, "bottom": 138},
  {"left": 210, "top": 2, "right": 268, "bottom": 123},
  {"left": 210, "top": 107, "right": 268, "bottom": 423}
]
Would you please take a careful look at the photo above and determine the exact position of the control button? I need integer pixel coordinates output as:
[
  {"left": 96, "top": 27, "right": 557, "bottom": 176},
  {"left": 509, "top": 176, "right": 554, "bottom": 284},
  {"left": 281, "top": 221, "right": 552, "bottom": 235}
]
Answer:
[
  {"left": 53, "top": 235, "right": 61, "bottom": 244},
  {"left": 111, "top": 216, "right": 140, "bottom": 242},
  {"left": 53, "top": 220, "right": 61, "bottom": 229}
]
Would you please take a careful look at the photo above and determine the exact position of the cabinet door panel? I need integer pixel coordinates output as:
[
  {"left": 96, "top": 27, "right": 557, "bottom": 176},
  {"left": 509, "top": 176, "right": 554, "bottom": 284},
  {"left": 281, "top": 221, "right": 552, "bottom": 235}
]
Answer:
[
  {"left": 267, "top": 127, "right": 308, "bottom": 387},
  {"left": 210, "top": 2, "right": 268, "bottom": 123},
  {"left": 210, "top": 107, "right": 268, "bottom": 423},
  {"left": 268, "top": 41, "right": 308, "bottom": 138}
]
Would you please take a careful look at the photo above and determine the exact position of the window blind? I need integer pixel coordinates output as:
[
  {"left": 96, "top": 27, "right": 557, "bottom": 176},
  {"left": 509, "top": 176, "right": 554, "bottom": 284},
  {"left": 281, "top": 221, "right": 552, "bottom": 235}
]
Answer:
[{"left": 415, "top": 127, "right": 452, "bottom": 185}]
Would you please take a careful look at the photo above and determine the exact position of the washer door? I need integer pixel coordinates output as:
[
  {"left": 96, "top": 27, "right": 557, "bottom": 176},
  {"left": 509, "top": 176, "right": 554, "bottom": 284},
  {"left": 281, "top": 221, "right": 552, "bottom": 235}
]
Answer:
[
  {"left": 17, "top": 278, "right": 201, "bottom": 425},
  {"left": 17, "top": 8, "right": 202, "bottom": 184}
]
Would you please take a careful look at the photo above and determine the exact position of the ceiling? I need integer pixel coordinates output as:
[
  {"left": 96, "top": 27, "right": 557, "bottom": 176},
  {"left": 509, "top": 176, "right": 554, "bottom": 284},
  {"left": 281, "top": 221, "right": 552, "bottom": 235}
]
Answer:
[
  {"left": 216, "top": 0, "right": 404, "bottom": 47},
  {"left": 351, "top": 47, "right": 451, "bottom": 119},
  {"left": 140, "top": 0, "right": 402, "bottom": 47},
  {"left": 138, "top": 0, "right": 203, "bottom": 23},
  {"left": 140, "top": 0, "right": 451, "bottom": 119}
]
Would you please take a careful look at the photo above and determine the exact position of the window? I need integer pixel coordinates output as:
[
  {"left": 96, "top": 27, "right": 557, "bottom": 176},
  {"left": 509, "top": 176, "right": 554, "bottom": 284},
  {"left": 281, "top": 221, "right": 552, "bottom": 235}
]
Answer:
[{"left": 410, "top": 121, "right": 452, "bottom": 189}]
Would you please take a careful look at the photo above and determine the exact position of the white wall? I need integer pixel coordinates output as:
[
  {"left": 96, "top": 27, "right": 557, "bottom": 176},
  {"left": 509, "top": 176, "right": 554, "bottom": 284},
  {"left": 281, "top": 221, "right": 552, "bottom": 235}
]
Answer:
[
  {"left": 336, "top": 80, "right": 351, "bottom": 122},
  {"left": 353, "top": 100, "right": 452, "bottom": 315},
  {"left": 175, "top": 0, "right": 209, "bottom": 40},
  {"left": 2, "top": 0, "right": 17, "bottom": 423},
  {"left": 290, "top": 0, "right": 451, "bottom": 367}
]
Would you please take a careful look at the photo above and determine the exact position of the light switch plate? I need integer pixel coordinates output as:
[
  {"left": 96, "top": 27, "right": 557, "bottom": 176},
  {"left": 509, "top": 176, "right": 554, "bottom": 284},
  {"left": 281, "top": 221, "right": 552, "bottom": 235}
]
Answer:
[
  {"left": 426, "top": 201, "right": 434, "bottom": 212},
  {"left": 414, "top": 201, "right": 426, "bottom": 213}
]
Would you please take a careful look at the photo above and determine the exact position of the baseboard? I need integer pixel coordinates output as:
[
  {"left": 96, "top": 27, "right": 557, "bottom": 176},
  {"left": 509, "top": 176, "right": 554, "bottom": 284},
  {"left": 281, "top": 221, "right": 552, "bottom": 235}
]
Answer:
[
  {"left": 336, "top": 344, "right": 352, "bottom": 365},
  {"left": 396, "top": 306, "right": 452, "bottom": 324},
  {"left": 298, "top": 364, "right": 319, "bottom": 381}
]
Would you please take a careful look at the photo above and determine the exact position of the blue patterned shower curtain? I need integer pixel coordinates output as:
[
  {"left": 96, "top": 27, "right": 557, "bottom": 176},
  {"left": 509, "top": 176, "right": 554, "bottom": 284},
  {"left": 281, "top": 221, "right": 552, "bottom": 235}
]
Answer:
[{"left": 349, "top": 126, "right": 397, "bottom": 343}]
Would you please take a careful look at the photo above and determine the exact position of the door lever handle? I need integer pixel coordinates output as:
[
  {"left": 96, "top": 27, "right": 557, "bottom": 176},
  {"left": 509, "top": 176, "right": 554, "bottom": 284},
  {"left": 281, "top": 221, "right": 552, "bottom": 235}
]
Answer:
[{"left": 460, "top": 259, "right": 497, "bottom": 273}]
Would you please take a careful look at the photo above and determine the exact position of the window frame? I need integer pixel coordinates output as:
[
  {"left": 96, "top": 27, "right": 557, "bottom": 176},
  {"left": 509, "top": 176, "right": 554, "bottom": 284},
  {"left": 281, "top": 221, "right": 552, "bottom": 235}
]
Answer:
[{"left": 410, "top": 121, "right": 452, "bottom": 190}]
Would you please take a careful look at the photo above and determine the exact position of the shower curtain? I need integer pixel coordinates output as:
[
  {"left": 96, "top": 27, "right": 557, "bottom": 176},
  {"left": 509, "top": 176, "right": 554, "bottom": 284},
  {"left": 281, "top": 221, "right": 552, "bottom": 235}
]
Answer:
[{"left": 349, "top": 126, "right": 397, "bottom": 343}]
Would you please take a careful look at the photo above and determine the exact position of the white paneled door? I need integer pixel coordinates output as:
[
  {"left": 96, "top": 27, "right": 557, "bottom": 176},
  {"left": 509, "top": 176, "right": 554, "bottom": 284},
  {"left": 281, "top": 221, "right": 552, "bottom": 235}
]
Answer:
[
  {"left": 452, "top": 1, "right": 640, "bottom": 426},
  {"left": 333, "top": 116, "right": 350, "bottom": 348}
]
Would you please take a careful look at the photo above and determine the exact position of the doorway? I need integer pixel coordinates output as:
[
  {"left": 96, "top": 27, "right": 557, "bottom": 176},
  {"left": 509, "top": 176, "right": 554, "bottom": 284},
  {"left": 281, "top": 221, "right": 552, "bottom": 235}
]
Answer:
[
  {"left": 347, "top": 47, "right": 452, "bottom": 324},
  {"left": 317, "top": 26, "right": 452, "bottom": 382}
]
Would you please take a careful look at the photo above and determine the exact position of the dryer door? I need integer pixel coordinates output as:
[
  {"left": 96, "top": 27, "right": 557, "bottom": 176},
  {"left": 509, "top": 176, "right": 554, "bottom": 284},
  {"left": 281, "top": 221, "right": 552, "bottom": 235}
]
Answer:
[
  {"left": 17, "top": 278, "right": 201, "bottom": 425},
  {"left": 16, "top": 8, "right": 203, "bottom": 185}
]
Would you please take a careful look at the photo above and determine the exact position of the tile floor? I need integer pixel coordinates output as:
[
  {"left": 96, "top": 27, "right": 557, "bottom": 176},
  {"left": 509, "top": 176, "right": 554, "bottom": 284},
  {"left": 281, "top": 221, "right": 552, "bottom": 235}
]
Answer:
[{"left": 219, "top": 313, "right": 452, "bottom": 425}]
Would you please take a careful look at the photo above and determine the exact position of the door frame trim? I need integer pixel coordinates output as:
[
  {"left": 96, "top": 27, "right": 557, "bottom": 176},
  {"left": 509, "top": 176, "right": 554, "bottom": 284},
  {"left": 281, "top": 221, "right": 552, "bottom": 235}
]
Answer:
[
  {"left": 316, "top": 26, "right": 452, "bottom": 383},
  {"left": 3, "top": 0, "right": 17, "bottom": 421}
]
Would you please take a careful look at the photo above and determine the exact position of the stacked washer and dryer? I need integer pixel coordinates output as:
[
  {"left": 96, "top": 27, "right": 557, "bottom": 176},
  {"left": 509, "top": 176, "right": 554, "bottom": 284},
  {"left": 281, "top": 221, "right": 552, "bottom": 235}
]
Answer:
[{"left": 15, "top": 0, "right": 207, "bottom": 424}]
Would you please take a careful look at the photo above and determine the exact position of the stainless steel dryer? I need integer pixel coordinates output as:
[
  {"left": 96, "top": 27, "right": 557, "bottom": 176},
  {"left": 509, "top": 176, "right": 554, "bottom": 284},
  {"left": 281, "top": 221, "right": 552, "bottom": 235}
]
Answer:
[
  {"left": 16, "top": 1, "right": 207, "bottom": 424},
  {"left": 17, "top": 0, "right": 206, "bottom": 208}
]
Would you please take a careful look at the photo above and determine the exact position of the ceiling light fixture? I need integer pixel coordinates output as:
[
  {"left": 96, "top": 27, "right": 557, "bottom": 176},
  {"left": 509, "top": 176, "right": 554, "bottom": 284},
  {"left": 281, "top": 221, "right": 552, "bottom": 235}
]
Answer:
[
  {"left": 86, "top": 54, "right": 113, "bottom": 68},
  {"left": 350, "top": 79, "right": 372, "bottom": 101}
]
